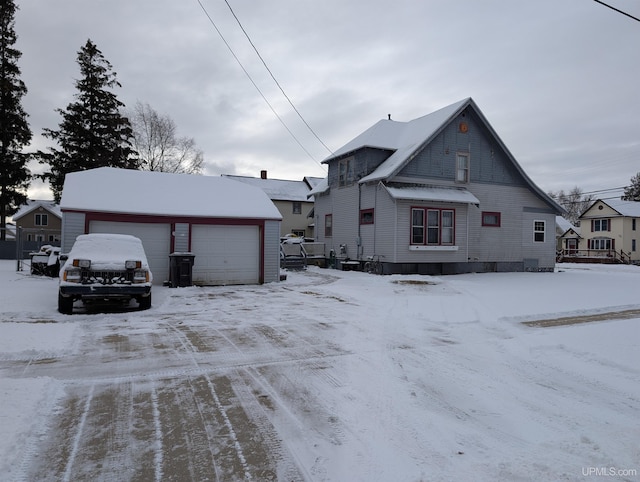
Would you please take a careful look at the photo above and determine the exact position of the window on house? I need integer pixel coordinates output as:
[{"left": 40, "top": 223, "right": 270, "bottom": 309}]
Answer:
[
  {"left": 291, "top": 229, "right": 305, "bottom": 237},
  {"left": 360, "top": 209, "right": 374, "bottom": 225},
  {"left": 35, "top": 213, "right": 48, "bottom": 226},
  {"left": 633, "top": 219, "right": 637, "bottom": 231},
  {"left": 48, "top": 235, "right": 56, "bottom": 242},
  {"left": 592, "top": 219, "right": 610, "bottom": 232},
  {"left": 456, "top": 153, "right": 469, "bottom": 183},
  {"left": 411, "top": 208, "right": 425, "bottom": 244},
  {"left": 324, "top": 214, "right": 333, "bottom": 237},
  {"left": 411, "top": 207, "right": 455, "bottom": 245},
  {"left": 292, "top": 202, "right": 302, "bottom": 214},
  {"left": 633, "top": 239, "right": 637, "bottom": 252},
  {"left": 589, "top": 238, "right": 613, "bottom": 250},
  {"left": 338, "top": 157, "right": 354, "bottom": 187},
  {"left": 482, "top": 212, "right": 501, "bottom": 227},
  {"left": 533, "top": 220, "right": 545, "bottom": 242}
]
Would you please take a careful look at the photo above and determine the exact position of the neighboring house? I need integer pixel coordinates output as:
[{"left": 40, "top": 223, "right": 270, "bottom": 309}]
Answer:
[
  {"left": 224, "top": 171, "right": 324, "bottom": 239},
  {"left": 576, "top": 198, "right": 640, "bottom": 263},
  {"left": 556, "top": 216, "right": 581, "bottom": 253},
  {"left": 310, "top": 97, "right": 564, "bottom": 274},
  {"left": 60, "top": 167, "right": 282, "bottom": 285},
  {"left": 12, "top": 200, "right": 62, "bottom": 244}
]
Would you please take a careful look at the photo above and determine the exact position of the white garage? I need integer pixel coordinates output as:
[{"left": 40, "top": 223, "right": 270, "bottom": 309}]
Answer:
[
  {"left": 59, "top": 168, "right": 282, "bottom": 286},
  {"left": 191, "top": 225, "right": 260, "bottom": 285},
  {"left": 89, "top": 221, "right": 172, "bottom": 284}
]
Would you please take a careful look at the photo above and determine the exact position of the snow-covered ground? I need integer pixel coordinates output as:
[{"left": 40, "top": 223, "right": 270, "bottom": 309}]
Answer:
[{"left": 0, "top": 260, "right": 639, "bottom": 481}]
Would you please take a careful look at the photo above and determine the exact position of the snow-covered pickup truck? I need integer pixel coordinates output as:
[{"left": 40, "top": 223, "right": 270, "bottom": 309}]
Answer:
[{"left": 58, "top": 233, "right": 153, "bottom": 314}]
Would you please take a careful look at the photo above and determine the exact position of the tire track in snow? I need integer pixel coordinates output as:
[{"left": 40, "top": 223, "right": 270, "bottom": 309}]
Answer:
[
  {"left": 150, "top": 384, "right": 163, "bottom": 482},
  {"left": 62, "top": 383, "right": 94, "bottom": 482},
  {"left": 168, "top": 322, "right": 252, "bottom": 480}
]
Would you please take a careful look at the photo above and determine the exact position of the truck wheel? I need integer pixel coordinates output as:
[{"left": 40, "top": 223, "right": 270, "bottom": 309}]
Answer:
[
  {"left": 58, "top": 293, "right": 73, "bottom": 315},
  {"left": 138, "top": 293, "right": 152, "bottom": 310}
]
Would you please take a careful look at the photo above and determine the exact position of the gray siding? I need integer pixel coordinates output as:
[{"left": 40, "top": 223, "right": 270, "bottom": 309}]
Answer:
[
  {"left": 263, "top": 220, "right": 281, "bottom": 282},
  {"left": 398, "top": 108, "right": 526, "bottom": 187},
  {"left": 61, "top": 211, "right": 85, "bottom": 253},
  {"left": 315, "top": 185, "right": 361, "bottom": 259}
]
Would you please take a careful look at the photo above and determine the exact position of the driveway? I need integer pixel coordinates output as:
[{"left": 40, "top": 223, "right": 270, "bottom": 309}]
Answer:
[{"left": 2, "top": 264, "right": 639, "bottom": 481}]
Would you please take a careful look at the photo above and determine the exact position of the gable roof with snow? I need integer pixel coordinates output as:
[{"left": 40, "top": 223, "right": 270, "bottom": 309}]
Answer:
[
  {"left": 60, "top": 168, "right": 282, "bottom": 220},
  {"left": 12, "top": 199, "right": 61, "bottom": 221},
  {"left": 321, "top": 97, "right": 563, "bottom": 214},
  {"left": 600, "top": 198, "right": 640, "bottom": 217}
]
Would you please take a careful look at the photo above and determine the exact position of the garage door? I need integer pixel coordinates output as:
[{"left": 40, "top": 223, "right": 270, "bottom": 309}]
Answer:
[
  {"left": 191, "top": 225, "right": 260, "bottom": 285},
  {"left": 89, "top": 221, "right": 171, "bottom": 285}
]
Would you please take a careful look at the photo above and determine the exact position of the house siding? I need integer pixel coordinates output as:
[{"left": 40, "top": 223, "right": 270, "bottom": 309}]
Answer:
[
  {"left": 398, "top": 109, "right": 526, "bottom": 187},
  {"left": 263, "top": 220, "right": 281, "bottom": 282},
  {"left": 273, "top": 199, "right": 314, "bottom": 238},
  {"left": 61, "top": 212, "right": 85, "bottom": 253}
]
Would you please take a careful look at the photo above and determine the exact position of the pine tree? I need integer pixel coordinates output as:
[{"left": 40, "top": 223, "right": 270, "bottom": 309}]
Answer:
[
  {"left": 38, "top": 39, "right": 137, "bottom": 202},
  {"left": 622, "top": 173, "right": 640, "bottom": 201},
  {"left": 0, "top": 0, "right": 32, "bottom": 241}
]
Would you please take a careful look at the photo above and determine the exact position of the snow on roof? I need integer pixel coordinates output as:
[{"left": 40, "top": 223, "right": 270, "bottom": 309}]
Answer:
[
  {"left": 304, "top": 177, "right": 325, "bottom": 190},
  {"left": 324, "top": 98, "right": 470, "bottom": 183},
  {"left": 556, "top": 216, "right": 574, "bottom": 232},
  {"left": 384, "top": 185, "right": 480, "bottom": 205},
  {"left": 308, "top": 177, "right": 329, "bottom": 197},
  {"left": 603, "top": 198, "right": 640, "bottom": 217},
  {"left": 12, "top": 200, "right": 61, "bottom": 220},
  {"left": 223, "top": 175, "right": 314, "bottom": 202},
  {"left": 323, "top": 97, "right": 563, "bottom": 215},
  {"left": 60, "top": 168, "right": 282, "bottom": 220}
]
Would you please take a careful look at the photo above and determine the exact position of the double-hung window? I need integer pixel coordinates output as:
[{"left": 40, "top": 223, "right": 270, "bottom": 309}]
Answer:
[
  {"left": 592, "top": 219, "right": 610, "bottom": 232},
  {"left": 412, "top": 208, "right": 455, "bottom": 245},
  {"left": 456, "top": 153, "right": 469, "bottom": 183},
  {"left": 533, "top": 220, "right": 545, "bottom": 242},
  {"left": 338, "top": 157, "right": 353, "bottom": 187},
  {"left": 35, "top": 213, "right": 48, "bottom": 226},
  {"left": 324, "top": 214, "right": 333, "bottom": 237}
]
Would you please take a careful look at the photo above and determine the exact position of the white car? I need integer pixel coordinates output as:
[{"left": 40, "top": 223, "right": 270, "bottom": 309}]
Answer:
[{"left": 58, "top": 233, "right": 153, "bottom": 314}]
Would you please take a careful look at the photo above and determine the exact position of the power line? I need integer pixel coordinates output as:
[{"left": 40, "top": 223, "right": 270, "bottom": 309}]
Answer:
[
  {"left": 195, "top": 0, "right": 326, "bottom": 170},
  {"left": 220, "top": 0, "right": 334, "bottom": 158},
  {"left": 593, "top": 0, "right": 640, "bottom": 22}
]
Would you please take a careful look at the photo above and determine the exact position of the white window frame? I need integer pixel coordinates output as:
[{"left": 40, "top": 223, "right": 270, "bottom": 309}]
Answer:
[
  {"left": 533, "top": 220, "right": 545, "bottom": 243},
  {"left": 456, "top": 152, "right": 469, "bottom": 183}
]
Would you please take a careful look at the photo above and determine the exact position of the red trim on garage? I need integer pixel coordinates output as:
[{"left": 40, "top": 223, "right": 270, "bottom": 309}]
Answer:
[{"left": 69, "top": 210, "right": 272, "bottom": 284}]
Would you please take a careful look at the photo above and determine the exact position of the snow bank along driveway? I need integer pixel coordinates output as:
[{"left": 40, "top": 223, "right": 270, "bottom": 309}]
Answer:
[{"left": 0, "top": 263, "right": 639, "bottom": 481}]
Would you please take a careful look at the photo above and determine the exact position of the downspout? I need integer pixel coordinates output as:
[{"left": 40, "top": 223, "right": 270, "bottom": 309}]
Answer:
[
  {"left": 466, "top": 207, "right": 469, "bottom": 263},
  {"left": 357, "top": 182, "right": 362, "bottom": 259}
]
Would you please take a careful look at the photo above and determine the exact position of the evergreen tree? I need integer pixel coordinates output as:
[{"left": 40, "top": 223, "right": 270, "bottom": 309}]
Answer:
[
  {"left": 39, "top": 39, "right": 137, "bottom": 202},
  {"left": 622, "top": 173, "right": 640, "bottom": 201},
  {"left": 0, "top": 0, "right": 32, "bottom": 240}
]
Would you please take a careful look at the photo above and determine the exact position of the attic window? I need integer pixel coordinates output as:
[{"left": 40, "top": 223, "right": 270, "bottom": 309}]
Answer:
[
  {"left": 456, "top": 153, "right": 469, "bottom": 183},
  {"left": 292, "top": 202, "right": 302, "bottom": 214},
  {"left": 338, "top": 157, "right": 354, "bottom": 187}
]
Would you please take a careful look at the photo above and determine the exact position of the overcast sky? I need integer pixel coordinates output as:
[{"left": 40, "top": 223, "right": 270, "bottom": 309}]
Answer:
[{"left": 14, "top": 0, "right": 640, "bottom": 201}]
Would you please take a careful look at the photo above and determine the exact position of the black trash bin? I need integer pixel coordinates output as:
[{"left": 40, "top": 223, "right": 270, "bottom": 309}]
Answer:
[{"left": 168, "top": 252, "right": 195, "bottom": 287}]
